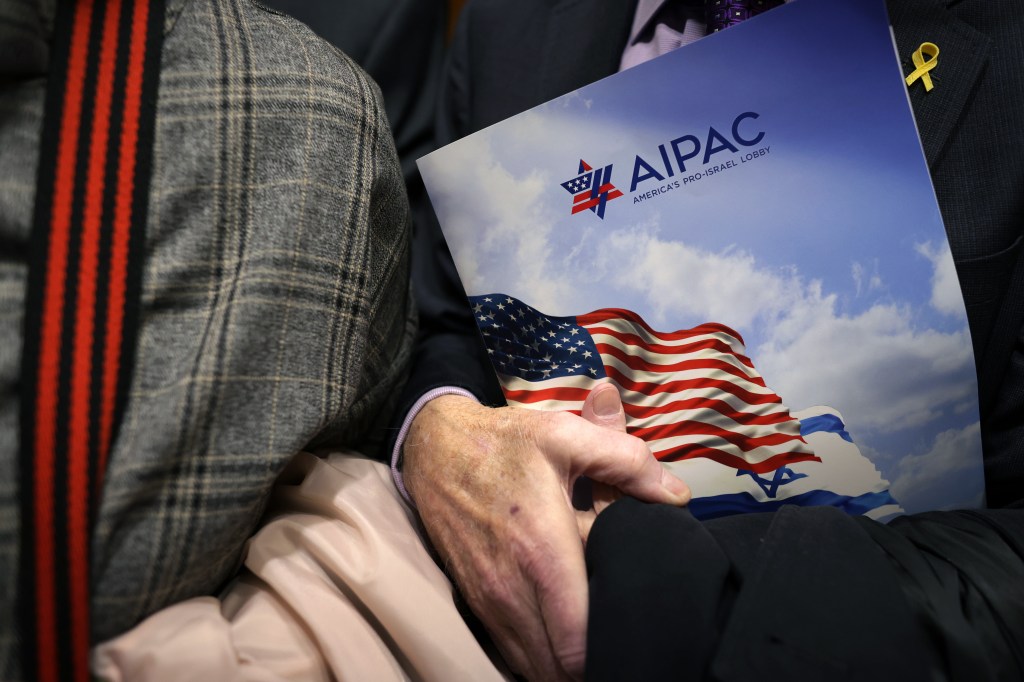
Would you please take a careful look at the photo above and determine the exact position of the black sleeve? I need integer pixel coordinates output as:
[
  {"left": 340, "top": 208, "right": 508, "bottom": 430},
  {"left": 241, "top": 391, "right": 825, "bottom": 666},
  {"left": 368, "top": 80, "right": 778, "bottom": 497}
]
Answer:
[
  {"left": 399, "top": 195, "right": 505, "bottom": 413},
  {"left": 382, "top": 2, "right": 507, "bottom": 459},
  {"left": 586, "top": 499, "right": 1024, "bottom": 681}
]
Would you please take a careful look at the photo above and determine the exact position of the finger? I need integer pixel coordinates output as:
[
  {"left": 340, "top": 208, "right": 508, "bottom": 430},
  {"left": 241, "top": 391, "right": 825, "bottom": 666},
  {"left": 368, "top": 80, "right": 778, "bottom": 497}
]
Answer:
[
  {"left": 591, "top": 481, "right": 622, "bottom": 515},
  {"left": 575, "top": 484, "right": 621, "bottom": 542},
  {"left": 579, "top": 381, "right": 627, "bottom": 433},
  {"left": 580, "top": 386, "right": 629, "bottom": 515},
  {"left": 454, "top": 538, "right": 570, "bottom": 682},
  {"left": 496, "top": 532, "right": 586, "bottom": 681},
  {"left": 483, "top": 618, "right": 539, "bottom": 681},
  {"left": 544, "top": 414, "right": 691, "bottom": 505},
  {"left": 531, "top": 538, "right": 589, "bottom": 680},
  {"left": 576, "top": 508, "right": 597, "bottom": 544}
]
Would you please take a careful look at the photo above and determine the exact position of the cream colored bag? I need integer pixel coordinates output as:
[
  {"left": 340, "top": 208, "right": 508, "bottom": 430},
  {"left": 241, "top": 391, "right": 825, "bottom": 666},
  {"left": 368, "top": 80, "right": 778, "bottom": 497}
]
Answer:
[{"left": 92, "top": 452, "right": 507, "bottom": 682}]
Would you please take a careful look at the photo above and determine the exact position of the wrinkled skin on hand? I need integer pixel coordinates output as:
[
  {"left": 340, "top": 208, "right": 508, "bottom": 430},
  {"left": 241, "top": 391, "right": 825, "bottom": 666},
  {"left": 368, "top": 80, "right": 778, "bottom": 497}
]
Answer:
[{"left": 403, "top": 383, "right": 690, "bottom": 681}]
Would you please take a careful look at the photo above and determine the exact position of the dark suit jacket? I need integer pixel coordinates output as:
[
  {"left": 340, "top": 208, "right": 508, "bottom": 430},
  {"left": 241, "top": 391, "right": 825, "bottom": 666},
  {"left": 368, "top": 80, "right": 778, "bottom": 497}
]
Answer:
[{"left": 408, "top": 0, "right": 1024, "bottom": 676}]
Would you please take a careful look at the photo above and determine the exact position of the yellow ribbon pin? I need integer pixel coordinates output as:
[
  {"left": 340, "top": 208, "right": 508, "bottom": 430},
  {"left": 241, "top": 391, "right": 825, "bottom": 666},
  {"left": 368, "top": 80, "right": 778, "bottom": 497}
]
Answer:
[{"left": 905, "top": 42, "right": 939, "bottom": 92}]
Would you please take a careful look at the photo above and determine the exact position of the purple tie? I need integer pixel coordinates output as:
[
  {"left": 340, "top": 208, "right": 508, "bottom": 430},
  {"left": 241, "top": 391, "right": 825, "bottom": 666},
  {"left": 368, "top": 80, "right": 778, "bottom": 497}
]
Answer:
[{"left": 705, "top": 0, "right": 783, "bottom": 33}]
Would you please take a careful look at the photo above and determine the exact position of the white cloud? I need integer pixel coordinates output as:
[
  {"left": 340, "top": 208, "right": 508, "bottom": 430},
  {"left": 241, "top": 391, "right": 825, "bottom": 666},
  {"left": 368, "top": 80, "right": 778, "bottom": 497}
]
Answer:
[
  {"left": 758, "top": 302, "right": 975, "bottom": 433},
  {"left": 597, "top": 225, "right": 808, "bottom": 331},
  {"left": 889, "top": 422, "right": 986, "bottom": 513},
  {"left": 420, "top": 104, "right": 671, "bottom": 316},
  {"left": 916, "top": 241, "right": 964, "bottom": 316},
  {"left": 851, "top": 260, "right": 883, "bottom": 297},
  {"left": 573, "top": 223, "right": 977, "bottom": 438},
  {"left": 420, "top": 136, "right": 578, "bottom": 313},
  {"left": 562, "top": 224, "right": 977, "bottom": 438}
]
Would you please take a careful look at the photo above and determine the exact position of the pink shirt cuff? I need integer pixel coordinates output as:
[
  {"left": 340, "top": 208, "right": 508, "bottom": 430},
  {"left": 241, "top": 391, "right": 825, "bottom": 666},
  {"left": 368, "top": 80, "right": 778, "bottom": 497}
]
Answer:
[{"left": 391, "top": 386, "right": 479, "bottom": 507}]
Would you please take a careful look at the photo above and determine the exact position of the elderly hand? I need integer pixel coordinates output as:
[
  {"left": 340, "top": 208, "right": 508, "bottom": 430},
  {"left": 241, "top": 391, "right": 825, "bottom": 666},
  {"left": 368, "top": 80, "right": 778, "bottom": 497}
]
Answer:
[{"left": 402, "top": 383, "right": 690, "bottom": 681}]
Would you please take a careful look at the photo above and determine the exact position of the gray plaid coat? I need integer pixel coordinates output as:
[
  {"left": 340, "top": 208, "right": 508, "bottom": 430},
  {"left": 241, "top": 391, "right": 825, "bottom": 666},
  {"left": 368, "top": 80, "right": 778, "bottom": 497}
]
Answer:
[{"left": 0, "top": 0, "right": 416, "bottom": 675}]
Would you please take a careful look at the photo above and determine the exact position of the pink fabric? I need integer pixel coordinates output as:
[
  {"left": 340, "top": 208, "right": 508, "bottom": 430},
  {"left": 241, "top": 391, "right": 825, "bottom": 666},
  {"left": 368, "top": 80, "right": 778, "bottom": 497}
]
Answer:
[{"left": 93, "top": 453, "right": 508, "bottom": 682}]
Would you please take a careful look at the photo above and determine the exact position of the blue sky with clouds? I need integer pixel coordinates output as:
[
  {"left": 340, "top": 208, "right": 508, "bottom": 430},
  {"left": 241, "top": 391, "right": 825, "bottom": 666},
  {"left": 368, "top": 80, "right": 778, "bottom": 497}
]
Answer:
[{"left": 419, "top": 0, "right": 984, "bottom": 513}]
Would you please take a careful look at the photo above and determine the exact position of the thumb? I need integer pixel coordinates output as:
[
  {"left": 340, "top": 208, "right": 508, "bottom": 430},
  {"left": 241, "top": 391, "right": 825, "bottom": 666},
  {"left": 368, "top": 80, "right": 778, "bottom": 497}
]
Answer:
[
  {"left": 579, "top": 383, "right": 627, "bottom": 516},
  {"left": 578, "top": 382, "right": 688, "bottom": 505},
  {"left": 545, "top": 411, "right": 691, "bottom": 507},
  {"left": 580, "top": 381, "right": 627, "bottom": 433}
]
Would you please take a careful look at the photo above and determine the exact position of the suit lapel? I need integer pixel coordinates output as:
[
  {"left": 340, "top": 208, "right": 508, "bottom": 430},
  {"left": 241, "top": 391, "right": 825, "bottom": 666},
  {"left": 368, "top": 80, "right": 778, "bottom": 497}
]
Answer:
[
  {"left": 538, "top": 0, "right": 639, "bottom": 102},
  {"left": 887, "top": 0, "right": 991, "bottom": 167}
]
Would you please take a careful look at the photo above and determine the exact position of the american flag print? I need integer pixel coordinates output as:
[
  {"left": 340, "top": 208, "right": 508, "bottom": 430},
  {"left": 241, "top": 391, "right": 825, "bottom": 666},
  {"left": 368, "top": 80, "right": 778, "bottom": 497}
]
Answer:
[{"left": 470, "top": 293, "right": 820, "bottom": 474}]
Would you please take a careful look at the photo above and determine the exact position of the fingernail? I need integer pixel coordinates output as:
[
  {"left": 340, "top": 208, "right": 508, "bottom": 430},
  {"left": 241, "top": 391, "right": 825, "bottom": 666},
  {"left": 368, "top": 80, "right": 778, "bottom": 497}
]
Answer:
[
  {"left": 593, "top": 386, "right": 620, "bottom": 416},
  {"left": 660, "top": 467, "right": 691, "bottom": 503}
]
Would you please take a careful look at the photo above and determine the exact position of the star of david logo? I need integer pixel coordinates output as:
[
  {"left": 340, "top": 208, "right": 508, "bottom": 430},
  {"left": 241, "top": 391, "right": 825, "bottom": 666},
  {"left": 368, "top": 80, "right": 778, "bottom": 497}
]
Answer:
[
  {"left": 736, "top": 466, "right": 807, "bottom": 499},
  {"left": 560, "top": 159, "right": 623, "bottom": 219}
]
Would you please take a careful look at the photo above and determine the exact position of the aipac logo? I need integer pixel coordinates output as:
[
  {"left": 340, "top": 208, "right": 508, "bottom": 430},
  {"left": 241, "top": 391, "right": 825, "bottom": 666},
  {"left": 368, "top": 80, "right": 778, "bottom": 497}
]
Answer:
[{"left": 560, "top": 159, "right": 623, "bottom": 219}]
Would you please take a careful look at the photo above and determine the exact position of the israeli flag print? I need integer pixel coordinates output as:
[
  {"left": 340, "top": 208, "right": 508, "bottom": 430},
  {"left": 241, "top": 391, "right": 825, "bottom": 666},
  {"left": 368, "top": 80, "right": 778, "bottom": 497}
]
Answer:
[{"left": 676, "top": 406, "right": 903, "bottom": 521}]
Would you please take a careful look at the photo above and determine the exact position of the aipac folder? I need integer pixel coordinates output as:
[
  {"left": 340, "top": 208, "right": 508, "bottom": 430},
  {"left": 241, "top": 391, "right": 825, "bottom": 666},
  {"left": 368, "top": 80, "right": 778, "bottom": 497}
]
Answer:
[{"left": 419, "top": 0, "right": 984, "bottom": 518}]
